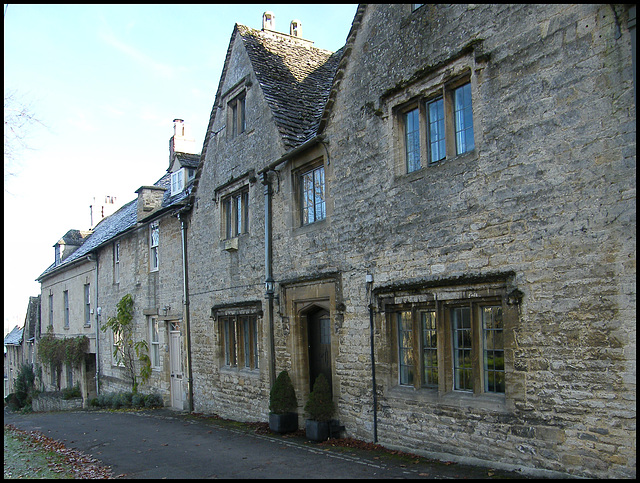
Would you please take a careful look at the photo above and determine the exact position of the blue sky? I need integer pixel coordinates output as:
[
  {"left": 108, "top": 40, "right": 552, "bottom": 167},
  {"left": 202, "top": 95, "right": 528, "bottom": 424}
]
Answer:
[{"left": 3, "top": 4, "right": 358, "bottom": 337}]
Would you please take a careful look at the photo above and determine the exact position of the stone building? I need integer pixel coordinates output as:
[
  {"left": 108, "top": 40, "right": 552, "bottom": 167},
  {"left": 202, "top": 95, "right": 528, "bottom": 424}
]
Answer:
[
  {"left": 37, "top": 229, "right": 97, "bottom": 400},
  {"left": 4, "top": 296, "right": 41, "bottom": 397},
  {"left": 186, "top": 4, "right": 635, "bottom": 479},
  {"left": 90, "top": 119, "right": 199, "bottom": 409},
  {"left": 187, "top": 11, "right": 344, "bottom": 420},
  {"left": 35, "top": 120, "right": 199, "bottom": 408},
  {"left": 4, "top": 325, "right": 24, "bottom": 397}
]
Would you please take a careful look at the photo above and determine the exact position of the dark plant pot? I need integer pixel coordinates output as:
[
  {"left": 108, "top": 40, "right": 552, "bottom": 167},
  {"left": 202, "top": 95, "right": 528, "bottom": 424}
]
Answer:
[
  {"left": 269, "top": 412, "right": 298, "bottom": 433},
  {"left": 305, "top": 419, "right": 330, "bottom": 442}
]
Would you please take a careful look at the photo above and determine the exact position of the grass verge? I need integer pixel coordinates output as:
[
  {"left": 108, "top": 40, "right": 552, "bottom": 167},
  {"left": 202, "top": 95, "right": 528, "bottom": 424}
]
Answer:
[{"left": 4, "top": 425, "right": 112, "bottom": 479}]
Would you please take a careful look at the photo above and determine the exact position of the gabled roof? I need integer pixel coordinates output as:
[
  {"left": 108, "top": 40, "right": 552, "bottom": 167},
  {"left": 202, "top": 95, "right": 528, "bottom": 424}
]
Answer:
[
  {"left": 173, "top": 152, "right": 200, "bottom": 170},
  {"left": 55, "top": 229, "right": 91, "bottom": 247},
  {"left": 23, "top": 296, "right": 40, "bottom": 342},
  {"left": 236, "top": 24, "right": 344, "bottom": 148},
  {"left": 36, "top": 171, "right": 193, "bottom": 282},
  {"left": 4, "top": 325, "right": 23, "bottom": 346}
]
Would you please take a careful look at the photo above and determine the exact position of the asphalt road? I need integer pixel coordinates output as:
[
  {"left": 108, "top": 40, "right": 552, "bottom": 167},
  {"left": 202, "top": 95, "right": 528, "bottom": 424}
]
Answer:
[{"left": 4, "top": 407, "right": 530, "bottom": 479}]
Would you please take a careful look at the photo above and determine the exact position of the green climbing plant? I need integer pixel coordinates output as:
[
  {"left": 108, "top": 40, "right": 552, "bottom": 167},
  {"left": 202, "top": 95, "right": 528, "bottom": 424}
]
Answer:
[
  {"left": 38, "top": 325, "right": 89, "bottom": 390},
  {"left": 101, "top": 294, "right": 151, "bottom": 393}
]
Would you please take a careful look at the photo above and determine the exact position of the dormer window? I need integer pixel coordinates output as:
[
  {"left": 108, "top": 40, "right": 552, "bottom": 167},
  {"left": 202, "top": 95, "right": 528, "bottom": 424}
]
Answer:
[{"left": 171, "top": 169, "right": 185, "bottom": 196}]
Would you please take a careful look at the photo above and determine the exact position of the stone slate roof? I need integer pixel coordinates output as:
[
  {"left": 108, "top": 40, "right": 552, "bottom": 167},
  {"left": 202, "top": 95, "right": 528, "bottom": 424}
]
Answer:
[
  {"left": 37, "top": 170, "right": 192, "bottom": 282},
  {"left": 56, "top": 229, "right": 91, "bottom": 247},
  {"left": 4, "top": 325, "right": 23, "bottom": 346},
  {"left": 237, "top": 24, "right": 344, "bottom": 148},
  {"left": 175, "top": 152, "right": 200, "bottom": 169}
]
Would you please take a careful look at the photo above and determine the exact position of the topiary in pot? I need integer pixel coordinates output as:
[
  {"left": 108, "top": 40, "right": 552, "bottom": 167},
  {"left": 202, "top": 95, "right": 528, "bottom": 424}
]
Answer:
[
  {"left": 269, "top": 370, "right": 298, "bottom": 433},
  {"left": 304, "top": 373, "right": 335, "bottom": 441}
]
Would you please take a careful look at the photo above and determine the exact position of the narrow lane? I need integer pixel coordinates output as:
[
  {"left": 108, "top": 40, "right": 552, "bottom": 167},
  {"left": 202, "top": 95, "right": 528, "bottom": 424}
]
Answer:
[{"left": 4, "top": 408, "right": 528, "bottom": 479}]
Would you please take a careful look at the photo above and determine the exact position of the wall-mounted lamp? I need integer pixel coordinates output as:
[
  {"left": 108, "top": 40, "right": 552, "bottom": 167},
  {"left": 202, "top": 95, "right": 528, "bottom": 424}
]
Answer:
[{"left": 265, "top": 277, "right": 275, "bottom": 297}]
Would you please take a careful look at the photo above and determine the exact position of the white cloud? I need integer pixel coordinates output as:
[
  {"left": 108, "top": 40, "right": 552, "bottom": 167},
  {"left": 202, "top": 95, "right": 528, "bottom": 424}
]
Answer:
[{"left": 99, "top": 29, "right": 179, "bottom": 80}]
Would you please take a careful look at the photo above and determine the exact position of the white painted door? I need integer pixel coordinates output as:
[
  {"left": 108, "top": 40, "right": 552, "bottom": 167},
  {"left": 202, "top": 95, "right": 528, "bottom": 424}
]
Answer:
[{"left": 169, "top": 322, "right": 183, "bottom": 409}]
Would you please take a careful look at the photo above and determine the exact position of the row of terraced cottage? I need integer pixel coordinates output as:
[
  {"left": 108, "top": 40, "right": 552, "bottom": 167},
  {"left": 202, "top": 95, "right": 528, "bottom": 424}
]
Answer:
[{"left": 27, "top": 5, "right": 635, "bottom": 478}]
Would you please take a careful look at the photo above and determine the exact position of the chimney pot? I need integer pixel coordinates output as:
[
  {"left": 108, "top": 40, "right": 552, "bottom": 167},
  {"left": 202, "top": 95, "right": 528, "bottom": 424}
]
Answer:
[
  {"left": 290, "top": 19, "right": 302, "bottom": 38},
  {"left": 263, "top": 11, "right": 275, "bottom": 31},
  {"left": 173, "top": 119, "right": 185, "bottom": 137}
]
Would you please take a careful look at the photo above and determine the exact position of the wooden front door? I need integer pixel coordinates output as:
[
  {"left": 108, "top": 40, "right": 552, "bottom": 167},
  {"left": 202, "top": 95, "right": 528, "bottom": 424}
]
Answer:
[
  {"left": 169, "top": 322, "right": 183, "bottom": 409},
  {"left": 308, "top": 310, "right": 332, "bottom": 393}
]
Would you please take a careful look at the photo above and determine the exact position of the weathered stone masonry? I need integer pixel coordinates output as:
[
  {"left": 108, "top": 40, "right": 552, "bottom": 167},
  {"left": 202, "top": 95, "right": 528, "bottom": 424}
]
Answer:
[
  {"left": 313, "top": 4, "right": 635, "bottom": 478},
  {"left": 50, "top": 4, "right": 630, "bottom": 480}
]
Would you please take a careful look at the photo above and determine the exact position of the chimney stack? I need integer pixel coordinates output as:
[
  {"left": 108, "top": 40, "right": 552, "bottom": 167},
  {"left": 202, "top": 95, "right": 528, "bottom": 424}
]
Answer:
[{"left": 169, "top": 118, "right": 197, "bottom": 167}]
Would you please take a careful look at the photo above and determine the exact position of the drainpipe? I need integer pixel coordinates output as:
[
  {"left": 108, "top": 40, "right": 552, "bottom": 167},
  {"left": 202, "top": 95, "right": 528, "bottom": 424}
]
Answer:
[
  {"left": 178, "top": 211, "right": 194, "bottom": 413},
  {"left": 262, "top": 170, "right": 277, "bottom": 387},
  {"left": 367, "top": 274, "right": 378, "bottom": 443}
]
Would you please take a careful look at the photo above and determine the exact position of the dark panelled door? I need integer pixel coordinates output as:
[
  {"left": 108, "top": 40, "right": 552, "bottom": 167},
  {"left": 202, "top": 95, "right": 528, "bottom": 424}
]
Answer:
[{"left": 308, "top": 310, "right": 332, "bottom": 394}]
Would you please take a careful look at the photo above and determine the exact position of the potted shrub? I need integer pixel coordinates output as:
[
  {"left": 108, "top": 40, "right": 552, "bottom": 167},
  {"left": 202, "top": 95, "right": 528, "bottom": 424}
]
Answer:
[
  {"left": 268, "top": 370, "right": 298, "bottom": 433},
  {"left": 304, "top": 373, "right": 335, "bottom": 442}
]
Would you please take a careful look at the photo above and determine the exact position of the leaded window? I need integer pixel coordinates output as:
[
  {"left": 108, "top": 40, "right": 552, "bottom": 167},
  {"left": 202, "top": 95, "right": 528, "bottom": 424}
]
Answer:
[
  {"left": 301, "top": 165, "right": 326, "bottom": 225},
  {"left": 397, "top": 311, "right": 414, "bottom": 385},
  {"left": 220, "top": 314, "right": 259, "bottom": 369},
  {"left": 452, "top": 307, "right": 472, "bottom": 391},
  {"left": 454, "top": 83, "right": 475, "bottom": 155},
  {"left": 427, "top": 98, "right": 445, "bottom": 163},
  {"left": 482, "top": 306, "right": 504, "bottom": 393},
  {"left": 404, "top": 107, "right": 421, "bottom": 172},
  {"left": 223, "top": 189, "right": 249, "bottom": 239},
  {"left": 421, "top": 310, "right": 438, "bottom": 387},
  {"left": 389, "top": 286, "right": 508, "bottom": 396}
]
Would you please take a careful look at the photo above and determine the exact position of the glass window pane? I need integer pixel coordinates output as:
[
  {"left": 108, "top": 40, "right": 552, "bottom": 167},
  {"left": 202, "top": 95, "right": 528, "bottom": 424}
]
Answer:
[
  {"left": 252, "top": 317, "right": 259, "bottom": 369},
  {"left": 405, "top": 108, "right": 421, "bottom": 172},
  {"left": 239, "top": 96, "right": 246, "bottom": 133},
  {"left": 243, "top": 317, "right": 250, "bottom": 367},
  {"left": 223, "top": 319, "right": 230, "bottom": 366},
  {"left": 301, "top": 166, "right": 325, "bottom": 224},
  {"left": 427, "top": 98, "right": 445, "bottom": 163},
  {"left": 302, "top": 171, "right": 314, "bottom": 224},
  {"left": 397, "top": 312, "right": 414, "bottom": 385},
  {"left": 454, "top": 83, "right": 474, "bottom": 155},
  {"left": 452, "top": 307, "right": 472, "bottom": 391},
  {"left": 231, "top": 101, "right": 238, "bottom": 137},
  {"left": 234, "top": 194, "right": 242, "bottom": 236},
  {"left": 242, "top": 191, "right": 249, "bottom": 233},
  {"left": 314, "top": 167, "right": 326, "bottom": 221},
  {"left": 421, "top": 311, "right": 438, "bottom": 387},
  {"left": 223, "top": 198, "right": 232, "bottom": 238},
  {"left": 482, "top": 306, "right": 504, "bottom": 393},
  {"left": 150, "top": 318, "right": 160, "bottom": 367}
]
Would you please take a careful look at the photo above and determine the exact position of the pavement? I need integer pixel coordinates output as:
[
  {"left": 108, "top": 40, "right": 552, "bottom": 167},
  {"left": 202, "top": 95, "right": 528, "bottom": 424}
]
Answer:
[{"left": 4, "top": 406, "right": 535, "bottom": 479}]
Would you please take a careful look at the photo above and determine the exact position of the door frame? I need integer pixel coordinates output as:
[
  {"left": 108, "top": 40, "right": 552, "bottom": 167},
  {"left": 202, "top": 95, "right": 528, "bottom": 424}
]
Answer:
[
  {"left": 281, "top": 278, "right": 340, "bottom": 408},
  {"left": 168, "top": 320, "right": 183, "bottom": 410}
]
